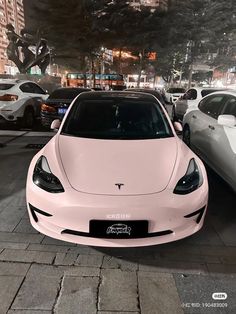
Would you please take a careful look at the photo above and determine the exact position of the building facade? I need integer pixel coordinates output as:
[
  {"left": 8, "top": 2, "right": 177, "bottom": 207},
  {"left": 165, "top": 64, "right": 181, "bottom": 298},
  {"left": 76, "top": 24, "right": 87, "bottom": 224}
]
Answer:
[{"left": 0, "top": 0, "right": 24, "bottom": 74}]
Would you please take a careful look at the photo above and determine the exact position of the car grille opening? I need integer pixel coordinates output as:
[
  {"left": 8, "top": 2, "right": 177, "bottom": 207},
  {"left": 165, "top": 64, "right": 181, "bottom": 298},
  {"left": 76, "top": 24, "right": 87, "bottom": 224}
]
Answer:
[
  {"left": 61, "top": 228, "right": 173, "bottom": 239},
  {"left": 184, "top": 206, "right": 206, "bottom": 224},
  {"left": 29, "top": 203, "right": 52, "bottom": 223}
]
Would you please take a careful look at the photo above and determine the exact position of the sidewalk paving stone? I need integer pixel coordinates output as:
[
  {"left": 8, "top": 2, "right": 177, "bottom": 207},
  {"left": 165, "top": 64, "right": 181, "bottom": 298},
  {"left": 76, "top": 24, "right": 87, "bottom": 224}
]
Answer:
[
  {"left": 98, "top": 269, "right": 139, "bottom": 312},
  {"left": 97, "top": 312, "right": 140, "bottom": 314},
  {"left": 27, "top": 264, "right": 100, "bottom": 278},
  {"left": 0, "top": 232, "right": 44, "bottom": 244},
  {"left": 54, "top": 252, "right": 78, "bottom": 266},
  {"left": 138, "top": 271, "right": 183, "bottom": 314},
  {"left": 11, "top": 268, "right": 62, "bottom": 311},
  {"left": 139, "top": 259, "right": 208, "bottom": 275},
  {"left": 54, "top": 276, "right": 99, "bottom": 314},
  {"left": 8, "top": 311, "right": 51, "bottom": 314},
  {"left": 0, "top": 262, "right": 29, "bottom": 276},
  {"left": 13, "top": 219, "right": 38, "bottom": 234},
  {"left": 41, "top": 237, "right": 76, "bottom": 246},
  {"left": 0, "top": 207, "right": 26, "bottom": 232},
  {"left": 102, "top": 255, "right": 138, "bottom": 271},
  {"left": 0, "top": 249, "right": 55, "bottom": 264},
  {"left": 27, "top": 244, "right": 72, "bottom": 253},
  {"left": 75, "top": 254, "right": 104, "bottom": 267},
  {"left": 0, "top": 242, "right": 28, "bottom": 250},
  {"left": 0, "top": 275, "right": 24, "bottom": 314}
]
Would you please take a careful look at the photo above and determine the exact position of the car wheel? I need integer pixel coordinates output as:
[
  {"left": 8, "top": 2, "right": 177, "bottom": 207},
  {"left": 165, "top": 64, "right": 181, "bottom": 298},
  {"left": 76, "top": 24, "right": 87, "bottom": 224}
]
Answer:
[
  {"left": 183, "top": 125, "right": 191, "bottom": 147},
  {"left": 23, "top": 107, "right": 35, "bottom": 129}
]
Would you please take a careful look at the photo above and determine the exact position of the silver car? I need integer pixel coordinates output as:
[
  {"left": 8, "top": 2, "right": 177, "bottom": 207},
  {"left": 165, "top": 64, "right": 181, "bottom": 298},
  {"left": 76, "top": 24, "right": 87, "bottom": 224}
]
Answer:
[{"left": 183, "top": 91, "right": 236, "bottom": 192}]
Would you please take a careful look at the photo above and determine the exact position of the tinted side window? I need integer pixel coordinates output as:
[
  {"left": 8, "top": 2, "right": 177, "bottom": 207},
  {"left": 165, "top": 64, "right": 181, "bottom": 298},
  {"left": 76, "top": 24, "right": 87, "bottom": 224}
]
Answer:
[
  {"left": 29, "top": 83, "right": 46, "bottom": 94},
  {"left": 20, "top": 83, "right": 33, "bottom": 93},
  {"left": 222, "top": 96, "right": 236, "bottom": 117},
  {"left": 199, "top": 95, "right": 226, "bottom": 119}
]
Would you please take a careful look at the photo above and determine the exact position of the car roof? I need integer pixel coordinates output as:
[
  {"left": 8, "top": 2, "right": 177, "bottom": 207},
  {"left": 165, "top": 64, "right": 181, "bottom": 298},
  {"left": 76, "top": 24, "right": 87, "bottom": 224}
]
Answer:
[
  {"left": 77, "top": 91, "right": 159, "bottom": 101},
  {"left": 189, "top": 87, "right": 227, "bottom": 91},
  {"left": 125, "top": 88, "right": 161, "bottom": 93},
  {"left": 0, "top": 79, "right": 39, "bottom": 85},
  {"left": 53, "top": 87, "right": 91, "bottom": 92},
  {"left": 201, "top": 89, "right": 236, "bottom": 97}
]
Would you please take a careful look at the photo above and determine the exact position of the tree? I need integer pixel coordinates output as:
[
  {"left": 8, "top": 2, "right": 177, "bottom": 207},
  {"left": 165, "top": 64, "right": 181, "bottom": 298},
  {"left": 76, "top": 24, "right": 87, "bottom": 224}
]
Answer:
[{"left": 31, "top": 0, "right": 107, "bottom": 83}]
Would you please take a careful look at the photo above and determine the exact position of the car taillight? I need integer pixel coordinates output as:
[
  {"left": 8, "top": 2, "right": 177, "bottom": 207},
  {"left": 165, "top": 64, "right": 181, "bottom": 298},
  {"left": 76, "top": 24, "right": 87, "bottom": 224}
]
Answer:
[
  {"left": 41, "top": 104, "right": 57, "bottom": 113},
  {"left": 0, "top": 94, "right": 18, "bottom": 101}
]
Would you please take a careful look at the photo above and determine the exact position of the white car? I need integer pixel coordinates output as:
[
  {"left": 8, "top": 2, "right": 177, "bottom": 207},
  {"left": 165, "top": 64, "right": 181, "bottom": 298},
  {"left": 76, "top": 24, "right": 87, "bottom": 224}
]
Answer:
[
  {"left": 165, "top": 87, "right": 185, "bottom": 104},
  {"left": 0, "top": 79, "right": 48, "bottom": 128},
  {"left": 183, "top": 90, "right": 236, "bottom": 192},
  {"left": 173, "top": 87, "right": 225, "bottom": 121}
]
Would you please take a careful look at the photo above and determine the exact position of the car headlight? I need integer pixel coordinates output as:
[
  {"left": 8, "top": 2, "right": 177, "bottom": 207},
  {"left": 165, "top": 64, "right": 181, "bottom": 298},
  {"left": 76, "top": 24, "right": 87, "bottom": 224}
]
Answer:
[
  {"left": 33, "top": 156, "right": 64, "bottom": 193},
  {"left": 174, "top": 158, "right": 203, "bottom": 195}
]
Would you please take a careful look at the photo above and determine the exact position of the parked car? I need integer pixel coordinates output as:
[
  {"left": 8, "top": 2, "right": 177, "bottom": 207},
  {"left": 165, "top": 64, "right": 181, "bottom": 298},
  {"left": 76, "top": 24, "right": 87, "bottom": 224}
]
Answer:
[
  {"left": 183, "top": 90, "right": 236, "bottom": 192},
  {"left": 165, "top": 87, "right": 186, "bottom": 104},
  {"left": 0, "top": 79, "right": 48, "bottom": 128},
  {"left": 124, "top": 88, "right": 167, "bottom": 109},
  {"left": 173, "top": 87, "right": 225, "bottom": 121},
  {"left": 41, "top": 87, "right": 91, "bottom": 128},
  {"left": 26, "top": 91, "right": 208, "bottom": 247}
]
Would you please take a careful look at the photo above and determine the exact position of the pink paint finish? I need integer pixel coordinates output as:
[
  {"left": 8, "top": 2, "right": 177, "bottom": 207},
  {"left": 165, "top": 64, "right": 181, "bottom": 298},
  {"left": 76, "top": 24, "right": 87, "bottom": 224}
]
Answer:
[
  {"left": 26, "top": 92, "right": 209, "bottom": 247},
  {"left": 58, "top": 136, "right": 178, "bottom": 195}
]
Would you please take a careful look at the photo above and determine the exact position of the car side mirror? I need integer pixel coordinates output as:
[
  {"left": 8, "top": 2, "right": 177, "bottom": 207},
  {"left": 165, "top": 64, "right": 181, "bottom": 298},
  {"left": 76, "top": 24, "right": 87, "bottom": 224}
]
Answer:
[
  {"left": 173, "top": 121, "right": 183, "bottom": 134},
  {"left": 218, "top": 115, "right": 236, "bottom": 127},
  {"left": 51, "top": 119, "right": 61, "bottom": 131}
]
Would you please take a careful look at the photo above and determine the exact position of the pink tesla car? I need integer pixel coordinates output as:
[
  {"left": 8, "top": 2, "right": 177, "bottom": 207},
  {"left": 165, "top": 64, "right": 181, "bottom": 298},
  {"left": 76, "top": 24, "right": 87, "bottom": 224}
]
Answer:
[{"left": 26, "top": 91, "right": 208, "bottom": 247}]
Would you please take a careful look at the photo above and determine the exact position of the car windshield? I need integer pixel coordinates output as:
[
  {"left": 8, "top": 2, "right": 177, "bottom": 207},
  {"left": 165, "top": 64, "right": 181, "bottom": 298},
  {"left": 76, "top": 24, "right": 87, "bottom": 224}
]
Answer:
[
  {"left": 167, "top": 88, "right": 185, "bottom": 93},
  {"left": 48, "top": 88, "right": 90, "bottom": 100},
  {"left": 125, "top": 90, "right": 165, "bottom": 104},
  {"left": 201, "top": 89, "right": 224, "bottom": 97},
  {"left": 62, "top": 99, "right": 173, "bottom": 140},
  {"left": 0, "top": 84, "right": 15, "bottom": 90}
]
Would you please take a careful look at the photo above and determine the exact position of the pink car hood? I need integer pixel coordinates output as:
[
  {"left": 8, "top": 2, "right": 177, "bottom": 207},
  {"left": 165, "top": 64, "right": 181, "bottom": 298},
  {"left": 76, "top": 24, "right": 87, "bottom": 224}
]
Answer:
[{"left": 58, "top": 135, "right": 177, "bottom": 195}]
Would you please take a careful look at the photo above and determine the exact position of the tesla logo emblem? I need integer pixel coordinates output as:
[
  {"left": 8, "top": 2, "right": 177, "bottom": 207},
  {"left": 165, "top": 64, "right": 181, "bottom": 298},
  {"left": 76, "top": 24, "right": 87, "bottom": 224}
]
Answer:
[{"left": 115, "top": 183, "right": 124, "bottom": 190}]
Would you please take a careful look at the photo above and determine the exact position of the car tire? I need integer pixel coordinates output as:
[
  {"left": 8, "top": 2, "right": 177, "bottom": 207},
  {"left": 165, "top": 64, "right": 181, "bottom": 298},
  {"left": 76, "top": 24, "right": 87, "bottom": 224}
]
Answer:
[
  {"left": 23, "top": 107, "right": 35, "bottom": 129},
  {"left": 183, "top": 125, "right": 191, "bottom": 147}
]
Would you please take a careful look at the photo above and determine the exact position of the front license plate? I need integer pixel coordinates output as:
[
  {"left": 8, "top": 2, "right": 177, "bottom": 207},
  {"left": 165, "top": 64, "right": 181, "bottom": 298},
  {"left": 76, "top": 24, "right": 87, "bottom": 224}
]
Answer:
[
  {"left": 58, "top": 108, "right": 67, "bottom": 115},
  {"left": 89, "top": 220, "right": 148, "bottom": 239}
]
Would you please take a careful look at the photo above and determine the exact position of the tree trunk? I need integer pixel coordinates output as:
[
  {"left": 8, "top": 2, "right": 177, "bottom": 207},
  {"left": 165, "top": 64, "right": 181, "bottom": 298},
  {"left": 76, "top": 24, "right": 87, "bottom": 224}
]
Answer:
[
  {"left": 137, "top": 52, "right": 143, "bottom": 88},
  {"left": 118, "top": 48, "right": 122, "bottom": 74},
  {"left": 92, "top": 58, "right": 96, "bottom": 88},
  {"left": 188, "top": 62, "right": 193, "bottom": 89}
]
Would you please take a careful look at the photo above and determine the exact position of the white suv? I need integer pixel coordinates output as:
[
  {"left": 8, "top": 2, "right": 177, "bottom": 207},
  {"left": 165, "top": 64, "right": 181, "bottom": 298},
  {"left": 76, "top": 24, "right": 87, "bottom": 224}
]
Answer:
[
  {"left": 173, "top": 87, "right": 225, "bottom": 121},
  {"left": 0, "top": 79, "right": 48, "bottom": 128}
]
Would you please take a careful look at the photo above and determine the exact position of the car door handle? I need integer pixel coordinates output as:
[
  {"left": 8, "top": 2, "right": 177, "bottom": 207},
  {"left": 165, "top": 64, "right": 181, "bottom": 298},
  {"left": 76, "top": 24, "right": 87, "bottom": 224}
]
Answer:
[
  {"left": 192, "top": 115, "right": 197, "bottom": 119},
  {"left": 208, "top": 125, "right": 215, "bottom": 130}
]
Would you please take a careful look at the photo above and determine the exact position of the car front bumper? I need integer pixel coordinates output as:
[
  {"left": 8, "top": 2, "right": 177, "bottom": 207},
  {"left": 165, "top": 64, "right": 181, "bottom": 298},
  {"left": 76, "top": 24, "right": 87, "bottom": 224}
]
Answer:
[{"left": 26, "top": 180, "right": 208, "bottom": 247}]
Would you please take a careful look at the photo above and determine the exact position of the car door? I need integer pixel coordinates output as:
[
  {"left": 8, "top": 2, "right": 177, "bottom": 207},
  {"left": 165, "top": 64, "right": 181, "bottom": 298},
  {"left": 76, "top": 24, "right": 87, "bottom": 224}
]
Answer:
[
  {"left": 190, "top": 94, "right": 227, "bottom": 164},
  {"left": 209, "top": 95, "right": 236, "bottom": 186},
  {"left": 29, "top": 83, "right": 48, "bottom": 100},
  {"left": 26, "top": 83, "right": 48, "bottom": 117},
  {"left": 19, "top": 83, "right": 47, "bottom": 118}
]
